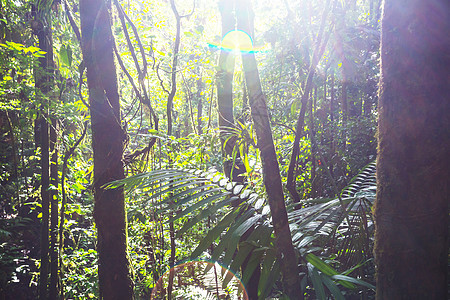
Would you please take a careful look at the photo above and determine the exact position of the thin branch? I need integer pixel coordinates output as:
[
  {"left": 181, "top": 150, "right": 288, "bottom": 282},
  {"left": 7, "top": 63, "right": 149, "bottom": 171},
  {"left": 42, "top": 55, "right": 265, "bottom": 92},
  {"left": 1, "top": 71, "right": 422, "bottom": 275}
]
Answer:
[
  {"left": 156, "top": 62, "right": 170, "bottom": 95},
  {"left": 182, "top": 72, "right": 198, "bottom": 135},
  {"left": 59, "top": 120, "right": 88, "bottom": 260},
  {"left": 286, "top": 0, "right": 333, "bottom": 203},
  {"left": 63, "top": 0, "right": 81, "bottom": 44},
  {"left": 167, "top": 0, "right": 182, "bottom": 136},
  {"left": 113, "top": 0, "right": 147, "bottom": 80},
  {"left": 77, "top": 62, "right": 90, "bottom": 109}
]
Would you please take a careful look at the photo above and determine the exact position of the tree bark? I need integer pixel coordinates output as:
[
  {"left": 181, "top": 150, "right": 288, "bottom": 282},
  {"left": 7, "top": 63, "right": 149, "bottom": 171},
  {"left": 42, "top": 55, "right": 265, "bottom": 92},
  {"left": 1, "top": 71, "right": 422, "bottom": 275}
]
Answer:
[
  {"left": 80, "top": 0, "right": 134, "bottom": 299},
  {"left": 236, "top": 1, "right": 302, "bottom": 298},
  {"left": 49, "top": 118, "right": 59, "bottom": 300},
  {"left": 375, "top": 0, "right": 450, "bottom": 299},
  {"left": 34, "top": 2, "right": 53, "bottom": 297},
  {"left": 217, "top": 0, "right": 246, "bottom": 183}
]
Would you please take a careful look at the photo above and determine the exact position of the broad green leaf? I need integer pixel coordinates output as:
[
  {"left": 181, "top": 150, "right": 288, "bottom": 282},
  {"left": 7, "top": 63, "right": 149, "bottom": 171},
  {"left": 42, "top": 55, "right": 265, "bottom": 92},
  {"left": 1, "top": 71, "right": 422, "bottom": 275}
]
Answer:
[
  {"left": 320, "top": 273, "right": 345, "bottom": 300},
  {"left": 257, "top": 248, "right": 276, "bottom": 300},
  {"left": 229, "top": 223, "right": 272, "bottom": 274},
  {"left": 213, "top": 208, "right": 255, "bottom": 264},
  {"left": 260, "top": 256, "right": 280, "bottom": 300},
  {"left": 190, "top": 209, "right": 239, "bottom": 259},
  {"left": 306, "top": 253, "right": 354, "bottom": 289},
  {"left": 242, "top": 251, "right": 264, "bottom": 286},
  {"left": 169, "top": 193, "right": 229, "bottom": 222},
  {"left": 331, "top": 275, "right": 375, "bottom": 290},
  {"left": 308, "top": 263, "right": 326, "bottom": 300},
  {"left": 60, "top": 45, "right": 70, "bottom": 66},
  {"left": 222, "top": 213, "right": 262, "bottom": 266},
  {"left": 176, "top": 196, "right": 239, "bottom": 238}
]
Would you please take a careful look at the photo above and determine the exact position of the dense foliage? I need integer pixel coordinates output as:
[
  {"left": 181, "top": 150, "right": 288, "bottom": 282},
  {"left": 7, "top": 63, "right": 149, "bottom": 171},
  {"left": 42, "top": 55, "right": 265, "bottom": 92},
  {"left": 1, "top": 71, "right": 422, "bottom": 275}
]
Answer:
[{"left": 1, "top": 0, "right": 382, "bottom": 298}]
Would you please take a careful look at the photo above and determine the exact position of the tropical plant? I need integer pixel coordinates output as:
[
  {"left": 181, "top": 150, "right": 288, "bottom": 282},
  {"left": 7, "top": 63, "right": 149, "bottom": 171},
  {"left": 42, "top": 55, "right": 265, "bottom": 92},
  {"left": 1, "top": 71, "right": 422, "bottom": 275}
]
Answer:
[{"left": 105, "top": 161, "right": 376, "bottom": 298}]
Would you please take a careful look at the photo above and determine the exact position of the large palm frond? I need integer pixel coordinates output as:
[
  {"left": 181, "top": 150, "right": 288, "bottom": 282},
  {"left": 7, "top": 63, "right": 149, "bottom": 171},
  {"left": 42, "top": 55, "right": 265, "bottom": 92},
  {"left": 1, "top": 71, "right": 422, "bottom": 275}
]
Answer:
[{"left": 105, "top": 161, "right": 376, "bottom": 299}]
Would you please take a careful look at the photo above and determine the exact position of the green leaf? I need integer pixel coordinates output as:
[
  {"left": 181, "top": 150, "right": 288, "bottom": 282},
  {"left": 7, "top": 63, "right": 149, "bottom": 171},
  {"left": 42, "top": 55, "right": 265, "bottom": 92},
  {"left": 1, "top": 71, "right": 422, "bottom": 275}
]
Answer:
[
  {"left": 331, "top": 275, "right": 375, "bottom": 290},
  {"left": 214, "top": 208, "right": 256, "bottom": 265},
  {"left": 260, "top": 257, "right": 280, "bottom": 300},
  {"left": 242, "top": 251, "right": 264, "bottom": 286},
  {"left": 176, "top": 196, "right": 239, "bottom": 238},
  {"left": 168, "top": 192, "right": 229, "bottom": 222},
  {"left": 306, "top": 253, "right": 355, "bottom": 289},
  {"left": 257, "top": 248, "right": 276, "bottom": 299},
  {"left": 190, "top": 209, "right": 239, "bottom": 259},
  {"left": 156, "top": 185, "right": 220, "bottom": 208},
  {"left": 229, "top": 223, "right": 272, "bottom": 274},
  {"left": 320, "top": 273, "right": 345, "bottom": 300},
  {"left": 308, "top": 263, "right": 326, "bottom": 300},
  {"left": 60, "top": 45, "right": 71, "bottom": 66}
]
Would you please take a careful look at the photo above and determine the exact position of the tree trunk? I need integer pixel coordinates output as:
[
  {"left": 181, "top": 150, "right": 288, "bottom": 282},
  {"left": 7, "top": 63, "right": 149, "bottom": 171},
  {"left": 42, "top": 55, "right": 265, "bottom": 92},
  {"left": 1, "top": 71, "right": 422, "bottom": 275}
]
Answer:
[
  {"left": 329, "top": 72, "right": 335, "bottom": 173},
  {"left": 34, "top": 2, "right": 53, "bottom": 297},
  {"left": 236, "top": 1, "right": 302, "bottom": 298},
  {"left": 341, "top": 81, "right": 348, "bottom": 146},
  {"left": 80, "top": 0, "right": 134, "bottom": 299},
  {"left": 217, "top": 0, "right": 246, "bottom": 183},
  {"left": 310, "top": 88, "right": 317, "bottom": 198},
  {"left": 167, "top": 0, "right": 181, "bottom": 137},
  {"left": 49, "top": 118, "right": 59, "bottom": 300},
  {"left": 196, "top": 76, "right": 203, "bottom": 135},
  {"left": 374, "top": 0, "right": 450, "bottom": 299}
]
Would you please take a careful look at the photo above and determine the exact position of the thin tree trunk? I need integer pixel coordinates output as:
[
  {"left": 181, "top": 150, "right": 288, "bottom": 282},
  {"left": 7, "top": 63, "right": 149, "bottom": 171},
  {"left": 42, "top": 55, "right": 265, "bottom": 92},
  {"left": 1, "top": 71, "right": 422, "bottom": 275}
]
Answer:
[
  {"left": 286, "top": 0, "right": 331, "bottom": 203},
  {"left": 310, "top": 88, "right": 317, "bottom": 198},
  {"left": 80, "top": 0, "right": 134, "bottom": 298},
  {"left": 49, "top": 118, "right": 59, "bottom": 299},
  {"left": 59, "top": 122, "right": 88, "bottom": 297},
  {"left": 167, "top": 0, "right": 181, "bottom": 136},
  {"left": 329, "top": 72, "right": 335, "bottom": 168},
  {"left": 196, "top": 76, "right": 203, "bottom": 135},
  {"left": 341, "top": 81, "right": 348, "bottom": 149},
  {"left": 166, "top": 1, "right": 183, "bottom": 297},
  {"left": 236, "top": 1, "right": 302, "bottom": 298},
  {"left": 38, "top": 115, "right": 50, "bottom": 300},
  {"left": 5, "top": 112, "right": 19, "bottom": 204},
  {"left": 375, "top": 0, "right": 450, "bottom": 298}
]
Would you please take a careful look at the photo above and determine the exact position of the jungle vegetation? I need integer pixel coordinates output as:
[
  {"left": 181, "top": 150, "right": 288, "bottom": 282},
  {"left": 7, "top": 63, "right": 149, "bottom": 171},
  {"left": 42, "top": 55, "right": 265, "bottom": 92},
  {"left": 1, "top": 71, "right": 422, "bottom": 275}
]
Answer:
[{"left": 0, "top": 0, "right": 448, "bottom": 299}]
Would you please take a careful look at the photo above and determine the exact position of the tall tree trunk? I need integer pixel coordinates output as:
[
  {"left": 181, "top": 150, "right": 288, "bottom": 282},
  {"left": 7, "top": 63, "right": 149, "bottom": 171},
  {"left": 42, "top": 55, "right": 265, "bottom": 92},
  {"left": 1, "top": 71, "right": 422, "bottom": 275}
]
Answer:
[
  {"left": 34, "top": 2, "right": 53, "bottom": 297},
  {"left": 217, "top": 0, "right": 246, "bottom": 183},
  {"left": 236, "top": 1, "right": 302, "bottom": 298},
  {"left": 80, "top": 1, "right": 134, "bottom": 299},
  {"left": 374, "top": 0, "right": 450, "bottom": 299}
]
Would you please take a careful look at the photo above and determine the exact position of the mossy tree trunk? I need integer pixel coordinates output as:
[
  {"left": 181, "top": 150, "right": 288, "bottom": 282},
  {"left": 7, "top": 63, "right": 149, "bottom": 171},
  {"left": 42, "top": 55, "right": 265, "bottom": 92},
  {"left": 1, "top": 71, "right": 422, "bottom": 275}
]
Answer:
[
  {"left": 80, "top": 0, "right": 134, "bottom": 299},
  {"left": 374, "top": 0, "right": 449, "bottom": 299}
]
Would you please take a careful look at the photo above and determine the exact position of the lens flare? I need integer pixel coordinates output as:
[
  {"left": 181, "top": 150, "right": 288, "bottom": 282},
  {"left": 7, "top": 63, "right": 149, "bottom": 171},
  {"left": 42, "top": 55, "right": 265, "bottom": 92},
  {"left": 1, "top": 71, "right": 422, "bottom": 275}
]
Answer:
[
  {"left": 151, "top": 260, "right": 248, "bottom": 300},
  {"left": 208, "top": 29, "right": 268, "bottom": 54}
]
